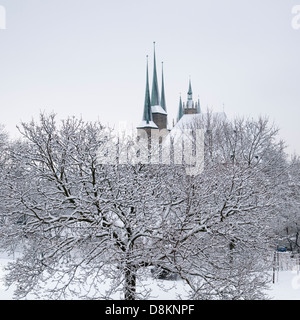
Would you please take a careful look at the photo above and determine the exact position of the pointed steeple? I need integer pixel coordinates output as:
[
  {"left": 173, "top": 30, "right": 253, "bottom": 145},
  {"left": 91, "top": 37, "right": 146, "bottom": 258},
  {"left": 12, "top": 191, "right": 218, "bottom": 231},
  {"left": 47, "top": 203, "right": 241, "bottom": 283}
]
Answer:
[
  {"left": 182, "top": 76, "right": 198, "bottom": 115},
  {"left": 142, "top": 56, "right": 153, "bottom": 124},
  {"left": 160, "top": 61, "right": 167, "bottom": 112},
  {"left": 177, "top": 95, "right": 184, "bottom": 122},
  {"left": 197, "top": 96, "right": 201, "bottom": 113},
  {"left": 151, "top": 41, "right": 160, "bottom": 106},
  {"left": 137, "top": 55, "right": 158, "bottom": 133},
  {"left": 187, "top": 76, "right": 193, "bottom": 101}
]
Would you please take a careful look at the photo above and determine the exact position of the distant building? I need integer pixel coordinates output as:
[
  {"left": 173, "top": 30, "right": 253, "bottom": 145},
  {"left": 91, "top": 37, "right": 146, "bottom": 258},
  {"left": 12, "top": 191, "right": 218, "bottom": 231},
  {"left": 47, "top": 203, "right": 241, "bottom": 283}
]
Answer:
[
  {"left": 135, "top": 43, "right": 209, "bottom": 175},
  {"left": 137, "top": 42, "right": 203, "bottom": 140}
]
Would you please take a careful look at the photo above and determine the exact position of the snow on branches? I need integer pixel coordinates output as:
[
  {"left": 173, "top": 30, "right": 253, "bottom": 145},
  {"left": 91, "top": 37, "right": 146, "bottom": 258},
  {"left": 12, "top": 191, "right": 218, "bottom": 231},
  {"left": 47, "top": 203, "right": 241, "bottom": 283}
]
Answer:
[{"left": 0, "top": 112, "right": 293, "bottom": 300}]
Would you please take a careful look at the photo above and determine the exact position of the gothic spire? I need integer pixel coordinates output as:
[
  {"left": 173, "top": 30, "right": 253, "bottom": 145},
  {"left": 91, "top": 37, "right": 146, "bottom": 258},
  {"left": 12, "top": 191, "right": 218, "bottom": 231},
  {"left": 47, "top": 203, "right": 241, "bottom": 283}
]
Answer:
[
  {"left": 160, "top": 61, "right": 167, "bottom": 112},
  {"left": 142, "top": 56, "right": 152, "bottom": 124},
  {"left": 197, "top": 96, "right": 201, "bottom": 113},
  {"left": 177, "top": 95, "right": 184, "bottom": 122},
  {"left": 187, "top": 76, "right": 193, "bottom": 101},
  {"left": 151, "top": 41, "right": 160, "bottom": 106}
]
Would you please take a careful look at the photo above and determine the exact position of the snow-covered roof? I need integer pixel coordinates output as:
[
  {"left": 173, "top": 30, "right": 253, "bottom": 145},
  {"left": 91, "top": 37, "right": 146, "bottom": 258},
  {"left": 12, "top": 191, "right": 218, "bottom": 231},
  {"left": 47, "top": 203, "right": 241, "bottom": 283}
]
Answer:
[
  {"left": 151, "top": 105, "right": 167, "bottom": 115},
  {"left": 174, "top": 114, "right": 203, "bottom": 129},
  {"left": 136, "top": 120, "right": 158, "bottom": 129},
  {"left": 173, "top": 112, "right": 227, "bottom": 130}
]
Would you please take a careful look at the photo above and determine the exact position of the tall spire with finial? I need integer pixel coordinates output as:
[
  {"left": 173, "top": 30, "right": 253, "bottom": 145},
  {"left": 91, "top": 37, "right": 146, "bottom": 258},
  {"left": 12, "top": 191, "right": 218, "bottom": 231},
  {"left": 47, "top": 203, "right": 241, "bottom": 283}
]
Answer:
[
  {"left": 151, "top": 41, "right": 160, "bottom": 106},
  {"left": 187, "top": 76, "right": 193, "bottom": 101},
  {"left": 142, "top": 55, "right": 152, "bottom": 124},
  {"left": 160, "top": 61, "right": 167, "bottom": 112}
]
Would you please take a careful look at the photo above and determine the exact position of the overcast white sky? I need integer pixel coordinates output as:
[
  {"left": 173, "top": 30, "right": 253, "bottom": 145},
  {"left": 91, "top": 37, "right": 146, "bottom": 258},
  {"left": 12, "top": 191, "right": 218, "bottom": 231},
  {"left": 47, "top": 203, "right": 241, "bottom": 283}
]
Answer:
[{"left": 0, "top": 0, "right": 299, "bottom": 155}]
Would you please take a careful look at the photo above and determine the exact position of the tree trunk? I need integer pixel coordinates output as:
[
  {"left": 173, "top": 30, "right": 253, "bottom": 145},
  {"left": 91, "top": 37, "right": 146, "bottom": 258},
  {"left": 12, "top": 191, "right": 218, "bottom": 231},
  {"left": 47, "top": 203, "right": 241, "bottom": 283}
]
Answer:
[{"left": 124, "top": 262, "right": 137, "bottom": 300}]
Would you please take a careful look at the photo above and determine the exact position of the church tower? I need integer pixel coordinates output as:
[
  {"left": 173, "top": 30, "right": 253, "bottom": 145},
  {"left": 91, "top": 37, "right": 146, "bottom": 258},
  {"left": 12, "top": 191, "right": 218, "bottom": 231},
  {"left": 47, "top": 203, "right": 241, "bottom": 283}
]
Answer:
[
  {"left": 182, "top": 77, "right": 200, "bottom": 115},
  {"left": 150, "top": 42, "right": 168, "bottom": 130},
  {"left": 176, "top": 78, "right": 201, "bottom": 124},
  {"left": 137, "top": 42, "right": 168, "bottom": 136},
  {"left": 137, "top": 55, "right": 158, "bottom": 138},
  {"left": 138, "top": 43, "right": 202, "bottom": 133}
]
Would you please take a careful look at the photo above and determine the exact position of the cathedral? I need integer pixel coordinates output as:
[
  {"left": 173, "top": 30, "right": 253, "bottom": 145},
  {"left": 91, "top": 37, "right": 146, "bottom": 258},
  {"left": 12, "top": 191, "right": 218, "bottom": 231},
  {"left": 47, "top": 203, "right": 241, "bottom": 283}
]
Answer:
[
  {"left": 134, "top": 43, "right": 206, "bottom": 176},
  {"left": 136, "top": 42, "right": 202, "bottom": 138}
]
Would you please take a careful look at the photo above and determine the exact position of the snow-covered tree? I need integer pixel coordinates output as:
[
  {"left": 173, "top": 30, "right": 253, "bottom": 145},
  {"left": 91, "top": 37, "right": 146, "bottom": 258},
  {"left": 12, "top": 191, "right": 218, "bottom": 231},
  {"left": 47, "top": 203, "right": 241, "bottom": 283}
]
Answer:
[
  {"left": 0, "top": 113, "right": 187, "bottom": 299},
  {"left": 273, "top": 155, "right": 300, "bottom": 252},
  {"left": 165, "top": 113, "right": 289, "bottom": 299},
  {"left": 0, "top": 125, "right": 10, "bottom": 226},
  {"left": 0, "top": 124, "right": 9, "bottom": 168},
  {"left": 0, "top": 112, "right": 291, "bottom": 300}
]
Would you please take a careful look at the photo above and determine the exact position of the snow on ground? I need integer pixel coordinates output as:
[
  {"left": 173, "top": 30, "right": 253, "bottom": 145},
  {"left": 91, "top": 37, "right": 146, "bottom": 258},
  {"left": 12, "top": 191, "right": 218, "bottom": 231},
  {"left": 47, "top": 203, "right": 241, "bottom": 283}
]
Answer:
[
  {"left": 266, "top": 271, "right": 300, "bottom": 300},
  {"left": 0, "top": 252, "right": 189, "bottom": 300},
  {"left": 1, "top": 252, "right": 300, "bottom": 300},
  {"left": 0, "top": 257, "right": 15, "bottom": 300}
]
